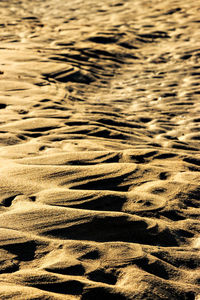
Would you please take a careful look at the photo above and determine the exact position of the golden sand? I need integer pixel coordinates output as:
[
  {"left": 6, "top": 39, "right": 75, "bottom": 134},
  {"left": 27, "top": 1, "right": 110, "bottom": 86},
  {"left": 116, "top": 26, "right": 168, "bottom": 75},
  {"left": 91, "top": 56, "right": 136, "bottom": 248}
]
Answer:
[{"left": 0, "top": 0, "right": 199, "bottom": 299}]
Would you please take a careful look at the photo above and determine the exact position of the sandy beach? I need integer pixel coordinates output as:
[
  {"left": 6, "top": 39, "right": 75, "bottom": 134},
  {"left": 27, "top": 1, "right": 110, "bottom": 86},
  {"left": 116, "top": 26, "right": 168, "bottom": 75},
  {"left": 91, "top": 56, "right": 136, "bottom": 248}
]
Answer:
[{"left": 0, "top": 0, "right": 200, "bottom": 299}]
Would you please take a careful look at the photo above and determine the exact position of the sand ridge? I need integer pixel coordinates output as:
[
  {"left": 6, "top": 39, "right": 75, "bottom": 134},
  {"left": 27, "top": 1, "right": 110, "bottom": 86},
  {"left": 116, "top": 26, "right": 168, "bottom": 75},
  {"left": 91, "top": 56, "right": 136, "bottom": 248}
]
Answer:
[{"left": 0, "top": 0, "right": 200, "bottom": 299}]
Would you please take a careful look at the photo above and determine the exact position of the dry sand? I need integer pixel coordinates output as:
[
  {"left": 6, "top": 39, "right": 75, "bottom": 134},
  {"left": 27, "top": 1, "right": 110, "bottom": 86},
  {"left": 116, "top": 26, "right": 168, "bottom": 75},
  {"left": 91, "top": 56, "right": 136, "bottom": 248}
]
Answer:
[{"left": 0, "top": 0, "right": 200, "bottom": 299}]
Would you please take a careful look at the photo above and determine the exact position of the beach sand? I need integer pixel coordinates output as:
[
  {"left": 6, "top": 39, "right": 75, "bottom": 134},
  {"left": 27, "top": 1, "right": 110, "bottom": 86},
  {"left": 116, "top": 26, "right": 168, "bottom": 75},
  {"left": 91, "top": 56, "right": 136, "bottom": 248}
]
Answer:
[{"left": 0, "top": 0, "right": 200, "bottom": 299}]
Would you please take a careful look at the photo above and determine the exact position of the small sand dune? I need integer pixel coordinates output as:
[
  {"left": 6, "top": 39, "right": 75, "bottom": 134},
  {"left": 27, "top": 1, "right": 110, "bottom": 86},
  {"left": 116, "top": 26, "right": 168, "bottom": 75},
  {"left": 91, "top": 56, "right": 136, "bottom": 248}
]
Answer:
[{"left": 0, "top": 0, "right": 200, "bottom": 299}]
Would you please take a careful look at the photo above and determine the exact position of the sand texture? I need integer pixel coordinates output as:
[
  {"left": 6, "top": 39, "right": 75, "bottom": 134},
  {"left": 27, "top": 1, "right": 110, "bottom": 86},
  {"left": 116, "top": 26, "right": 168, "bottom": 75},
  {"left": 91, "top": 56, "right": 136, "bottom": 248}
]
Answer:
[{"left": 0, "top": 0, "right": 200, "bottom": 299}]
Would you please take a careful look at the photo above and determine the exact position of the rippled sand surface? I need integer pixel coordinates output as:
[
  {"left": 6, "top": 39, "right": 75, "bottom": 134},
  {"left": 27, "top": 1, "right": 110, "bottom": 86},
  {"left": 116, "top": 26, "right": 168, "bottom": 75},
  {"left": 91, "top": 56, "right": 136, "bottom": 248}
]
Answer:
[{"left": 0, "top": 0, "right": 200, "bottom": 299}]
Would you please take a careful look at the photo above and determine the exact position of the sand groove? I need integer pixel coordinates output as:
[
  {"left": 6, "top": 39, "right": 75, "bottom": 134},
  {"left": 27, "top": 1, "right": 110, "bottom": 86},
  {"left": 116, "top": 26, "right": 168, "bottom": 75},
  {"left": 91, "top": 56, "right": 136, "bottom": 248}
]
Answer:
[{"left": 0, "top": 0, "right": 200, "bottom": 299}]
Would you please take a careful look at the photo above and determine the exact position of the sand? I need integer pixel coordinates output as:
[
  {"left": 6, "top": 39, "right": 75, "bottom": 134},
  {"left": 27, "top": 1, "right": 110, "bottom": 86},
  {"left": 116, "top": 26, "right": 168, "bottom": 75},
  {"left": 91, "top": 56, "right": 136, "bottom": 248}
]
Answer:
[{"left": 0, "top": 0, "right": 200, "bottom": 299}]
